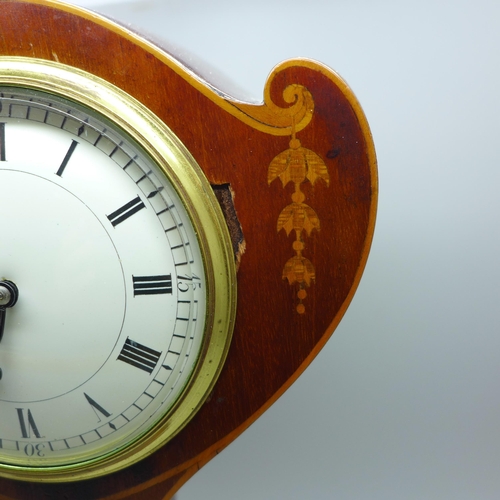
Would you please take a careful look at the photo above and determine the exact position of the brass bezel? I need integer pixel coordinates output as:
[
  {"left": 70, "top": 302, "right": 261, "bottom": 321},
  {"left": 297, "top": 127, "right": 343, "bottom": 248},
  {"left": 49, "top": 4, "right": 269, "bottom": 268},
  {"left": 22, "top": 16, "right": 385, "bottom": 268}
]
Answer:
[{"left": 0, "top": 56, "right": 236, "bottom": 482}]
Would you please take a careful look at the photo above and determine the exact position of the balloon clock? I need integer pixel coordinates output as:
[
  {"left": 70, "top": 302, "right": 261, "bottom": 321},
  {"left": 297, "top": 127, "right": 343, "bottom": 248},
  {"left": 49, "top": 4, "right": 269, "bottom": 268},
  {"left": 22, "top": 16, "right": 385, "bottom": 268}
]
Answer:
[{"left": 0, "top": 1, "right": 377, "bottom": 498}]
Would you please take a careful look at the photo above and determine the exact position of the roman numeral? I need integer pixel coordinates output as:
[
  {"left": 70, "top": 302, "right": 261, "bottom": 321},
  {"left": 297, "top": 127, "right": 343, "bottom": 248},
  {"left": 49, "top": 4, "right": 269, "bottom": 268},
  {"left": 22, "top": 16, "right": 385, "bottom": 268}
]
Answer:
[
  {"left": 107, "top": 196, "right": 145, "bottom": 226},
  {"left": 84, "top": 393, "right": 111, "bottom": 422},
  {"left": 117, "top": 338, "right": 161, "bottom": 374},
  {"left": 16, "top": 408, "right": 42, "bottom": 439},
  {"left": 0, "top": 123, "right": 6, "bottom": 161},
  {"left": 133, "top": 274, "right": 173, "bottom": 296},
  {"left": 56, "top": 139, "right": 78, "bottom": 176}
]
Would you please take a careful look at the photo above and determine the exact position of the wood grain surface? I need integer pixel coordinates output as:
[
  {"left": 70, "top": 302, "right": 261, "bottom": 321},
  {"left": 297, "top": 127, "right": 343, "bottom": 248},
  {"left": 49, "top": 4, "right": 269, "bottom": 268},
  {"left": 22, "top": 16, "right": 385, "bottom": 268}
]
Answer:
[{"left": 0, "top": 1, "right": 377, "bottom": 498}]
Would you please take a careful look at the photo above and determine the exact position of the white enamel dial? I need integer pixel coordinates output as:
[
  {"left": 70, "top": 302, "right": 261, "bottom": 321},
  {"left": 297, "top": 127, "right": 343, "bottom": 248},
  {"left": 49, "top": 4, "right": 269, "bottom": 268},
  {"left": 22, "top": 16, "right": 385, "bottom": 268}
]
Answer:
[{"left": 0, "top": 78, "right": 231, "bottom": 477}]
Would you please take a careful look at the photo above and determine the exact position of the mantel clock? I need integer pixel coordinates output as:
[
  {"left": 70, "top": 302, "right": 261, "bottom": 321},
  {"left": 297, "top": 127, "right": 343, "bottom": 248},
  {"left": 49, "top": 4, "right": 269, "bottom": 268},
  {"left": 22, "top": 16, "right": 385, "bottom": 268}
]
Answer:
[{"left": 0, "top": 1, "right": 377, "bottom": 498}]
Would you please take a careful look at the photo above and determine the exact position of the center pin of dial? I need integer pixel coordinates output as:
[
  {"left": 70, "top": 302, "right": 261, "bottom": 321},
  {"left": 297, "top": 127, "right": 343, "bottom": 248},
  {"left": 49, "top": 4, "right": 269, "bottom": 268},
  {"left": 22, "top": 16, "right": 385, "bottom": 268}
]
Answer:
[
  {"left": 0, "top": 280, "right": 19, "bottom": 308},
  {"left": 0, "top": 280, "right": 20, "bottom": 357}
]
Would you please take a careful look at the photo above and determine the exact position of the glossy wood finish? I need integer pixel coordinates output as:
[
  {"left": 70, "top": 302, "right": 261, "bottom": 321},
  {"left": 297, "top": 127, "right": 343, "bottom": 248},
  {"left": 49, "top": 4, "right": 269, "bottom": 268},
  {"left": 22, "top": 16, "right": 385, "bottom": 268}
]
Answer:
[{"left": 0, "top": 1, "right": 377, "bottom": 498}]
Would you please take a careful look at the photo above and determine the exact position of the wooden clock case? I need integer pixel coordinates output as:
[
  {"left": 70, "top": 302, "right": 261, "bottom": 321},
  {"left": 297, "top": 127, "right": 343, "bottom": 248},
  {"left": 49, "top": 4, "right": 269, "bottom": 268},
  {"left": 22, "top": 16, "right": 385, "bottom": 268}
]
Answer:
[{"left": 0, "top": 0, "right": 377, "bottom": 498}]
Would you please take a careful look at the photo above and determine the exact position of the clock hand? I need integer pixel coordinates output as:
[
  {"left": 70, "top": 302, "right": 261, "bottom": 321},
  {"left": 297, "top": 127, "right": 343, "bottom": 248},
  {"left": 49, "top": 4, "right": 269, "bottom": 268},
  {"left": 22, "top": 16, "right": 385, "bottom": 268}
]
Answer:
[{"left": 0, "top": 280, "right": 19, "bottom": 342}]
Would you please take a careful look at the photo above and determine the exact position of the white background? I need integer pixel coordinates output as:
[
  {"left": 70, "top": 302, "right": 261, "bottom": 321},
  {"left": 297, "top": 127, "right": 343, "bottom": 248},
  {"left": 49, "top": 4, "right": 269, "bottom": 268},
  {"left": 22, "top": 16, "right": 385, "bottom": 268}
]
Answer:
[{"left": 68, "top": 0, "right": 500, "bottom": 498}]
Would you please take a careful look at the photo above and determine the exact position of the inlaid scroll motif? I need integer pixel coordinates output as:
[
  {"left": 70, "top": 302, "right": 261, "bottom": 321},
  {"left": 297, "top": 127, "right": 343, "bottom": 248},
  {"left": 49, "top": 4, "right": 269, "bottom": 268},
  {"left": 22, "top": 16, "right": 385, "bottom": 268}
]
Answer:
[{"left": 268, "top": 128, "right": 329, "bottom": 314}]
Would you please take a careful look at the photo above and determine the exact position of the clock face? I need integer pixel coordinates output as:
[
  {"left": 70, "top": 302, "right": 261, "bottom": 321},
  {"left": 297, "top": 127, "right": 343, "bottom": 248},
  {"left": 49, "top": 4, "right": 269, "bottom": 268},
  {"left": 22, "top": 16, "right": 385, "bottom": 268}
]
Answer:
[{"left": 0, "top": 59, "right": 235, "bottom": 480}]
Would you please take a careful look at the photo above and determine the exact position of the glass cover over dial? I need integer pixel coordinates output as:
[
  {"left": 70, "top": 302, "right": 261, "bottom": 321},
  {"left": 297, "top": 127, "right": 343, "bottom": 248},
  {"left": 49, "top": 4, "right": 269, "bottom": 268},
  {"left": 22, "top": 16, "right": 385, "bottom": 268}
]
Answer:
[{"left": 0, "top": 59, "right": 235, "bottom": 481}]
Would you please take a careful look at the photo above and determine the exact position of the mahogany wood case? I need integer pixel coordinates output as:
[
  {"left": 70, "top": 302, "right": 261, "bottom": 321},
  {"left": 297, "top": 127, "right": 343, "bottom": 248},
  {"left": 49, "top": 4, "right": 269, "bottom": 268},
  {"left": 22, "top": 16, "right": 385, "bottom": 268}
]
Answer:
[{"left": 0, "top": 0, "right": 377, "bottom": 498}]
